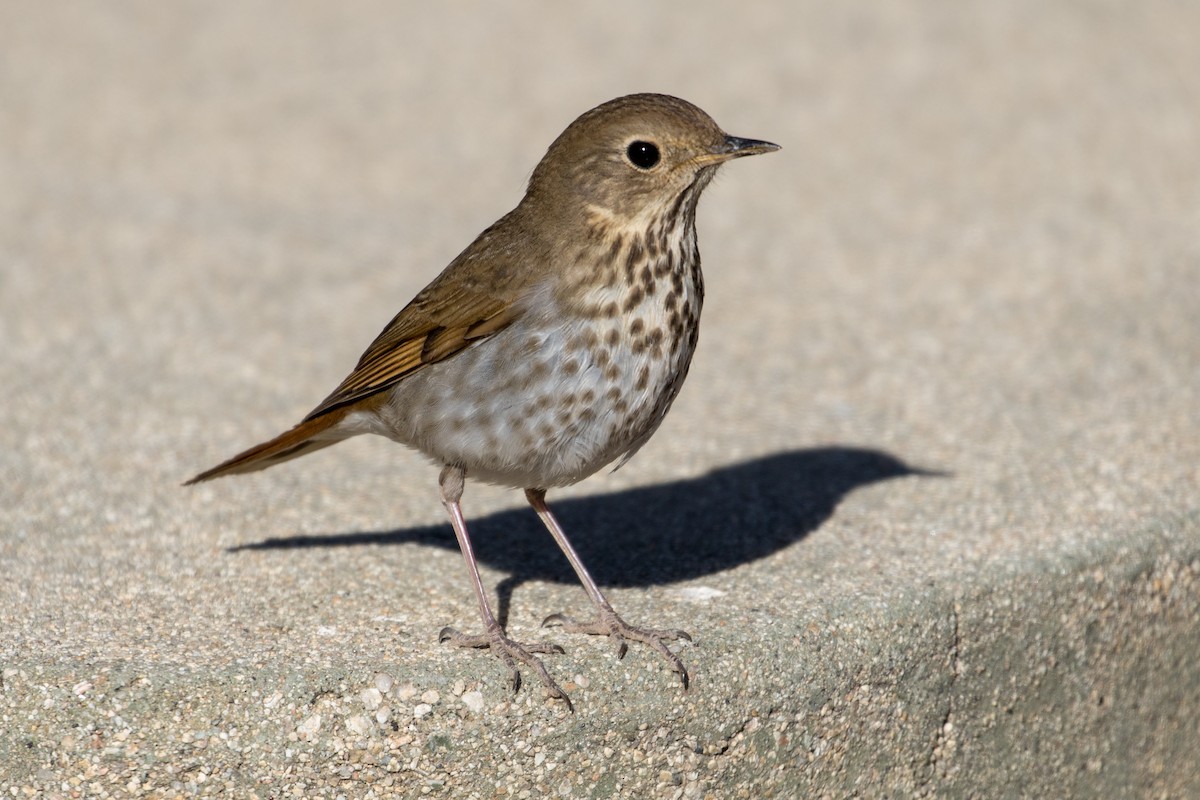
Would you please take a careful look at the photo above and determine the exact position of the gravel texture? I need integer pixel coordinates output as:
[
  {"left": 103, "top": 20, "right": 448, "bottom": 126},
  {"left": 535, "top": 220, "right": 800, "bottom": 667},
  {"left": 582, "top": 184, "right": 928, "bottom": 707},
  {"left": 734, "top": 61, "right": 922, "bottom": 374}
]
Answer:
[{"left": 3, "top": 1, "right": 1199, "bottom": 796}]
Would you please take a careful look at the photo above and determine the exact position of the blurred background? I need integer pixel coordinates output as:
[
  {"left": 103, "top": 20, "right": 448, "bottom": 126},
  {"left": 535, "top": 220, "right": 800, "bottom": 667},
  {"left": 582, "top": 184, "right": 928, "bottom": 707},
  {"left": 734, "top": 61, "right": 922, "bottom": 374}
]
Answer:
[
  {"left": 2, "top": 1, "right": 1198, "bottom": 794},
  {"left": 5, "top": 0, "right": 1196, "bottom": 547}
]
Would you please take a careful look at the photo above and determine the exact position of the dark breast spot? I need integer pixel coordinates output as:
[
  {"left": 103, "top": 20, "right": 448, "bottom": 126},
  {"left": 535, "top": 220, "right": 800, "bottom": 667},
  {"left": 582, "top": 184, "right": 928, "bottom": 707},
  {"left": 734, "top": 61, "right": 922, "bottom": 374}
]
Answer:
[
  {"left": 644, "top": 232, "right": 659, "bottom": 259},
  {"left": 608, "top": 234, "right": 624, "bottom": 261},
  {"left": 655, "top": 249, "right": 675, "bottom": 278},
  {"left": 634, "top": 366, "right": 650, "bottom": 392},
  {"left": 625, "top": 239, "right": 646, "bottom": 279}
]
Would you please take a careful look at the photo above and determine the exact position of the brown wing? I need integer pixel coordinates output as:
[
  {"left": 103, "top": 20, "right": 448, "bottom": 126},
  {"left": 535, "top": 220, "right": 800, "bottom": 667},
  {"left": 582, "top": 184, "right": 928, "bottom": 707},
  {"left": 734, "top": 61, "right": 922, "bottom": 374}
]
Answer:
[
  {"left": 303, "top": 281, "right": 520, "bottom": 421},
  {"left": 183, "top": 279, "right": 517, "bottom": 484},
  {"left": 303, "top": 204, "right": 545, "bottom": 419}
]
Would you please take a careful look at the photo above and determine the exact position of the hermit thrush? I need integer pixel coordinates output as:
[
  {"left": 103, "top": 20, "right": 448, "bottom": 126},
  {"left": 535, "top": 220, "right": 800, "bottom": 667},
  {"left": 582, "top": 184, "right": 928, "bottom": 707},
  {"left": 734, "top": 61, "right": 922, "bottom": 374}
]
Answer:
[{"left": 188, "top": 93, "right": 778, "bottom": 708}]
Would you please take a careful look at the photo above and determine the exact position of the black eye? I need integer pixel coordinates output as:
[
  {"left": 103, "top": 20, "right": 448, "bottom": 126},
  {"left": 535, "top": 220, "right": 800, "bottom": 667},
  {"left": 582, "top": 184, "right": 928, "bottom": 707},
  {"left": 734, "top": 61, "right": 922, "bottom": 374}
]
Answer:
[{"left": 626, "top": 140, "right": 660, "bottom": 170}]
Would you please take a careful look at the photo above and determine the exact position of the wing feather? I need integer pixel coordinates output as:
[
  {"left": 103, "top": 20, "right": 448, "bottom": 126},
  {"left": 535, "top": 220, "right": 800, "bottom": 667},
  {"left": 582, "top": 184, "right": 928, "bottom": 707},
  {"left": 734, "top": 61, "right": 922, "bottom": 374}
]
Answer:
[
  {"left": 303, "top": 289, "right": 518, "bottom": 420},
  {"left": 302, "top": 209, "right": 541, "bottom": 421}
]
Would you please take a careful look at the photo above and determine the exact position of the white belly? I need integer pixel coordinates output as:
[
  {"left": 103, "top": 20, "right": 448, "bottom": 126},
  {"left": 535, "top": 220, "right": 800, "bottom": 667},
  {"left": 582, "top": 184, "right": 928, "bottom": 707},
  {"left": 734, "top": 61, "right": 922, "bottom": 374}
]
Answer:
[{"left": 344, "top": 270, "right": 701, "bottom": 489}]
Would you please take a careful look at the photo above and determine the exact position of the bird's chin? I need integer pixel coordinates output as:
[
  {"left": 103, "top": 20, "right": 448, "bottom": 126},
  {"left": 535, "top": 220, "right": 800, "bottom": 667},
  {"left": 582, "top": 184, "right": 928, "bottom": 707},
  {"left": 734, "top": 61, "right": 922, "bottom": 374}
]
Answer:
[{"left": 691, "top": 164, "right": 721, "bottom": 190}]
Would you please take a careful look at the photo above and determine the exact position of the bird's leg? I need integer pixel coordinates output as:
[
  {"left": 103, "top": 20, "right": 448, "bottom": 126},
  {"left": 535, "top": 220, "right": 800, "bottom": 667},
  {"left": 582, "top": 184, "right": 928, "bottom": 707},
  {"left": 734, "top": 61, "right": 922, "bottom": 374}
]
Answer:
[
  {"left": 525, "top": 488, "right": 692, "bottom": 689},
  {"left": 436, "top": 466, "right": 572, "bottom": 709}
]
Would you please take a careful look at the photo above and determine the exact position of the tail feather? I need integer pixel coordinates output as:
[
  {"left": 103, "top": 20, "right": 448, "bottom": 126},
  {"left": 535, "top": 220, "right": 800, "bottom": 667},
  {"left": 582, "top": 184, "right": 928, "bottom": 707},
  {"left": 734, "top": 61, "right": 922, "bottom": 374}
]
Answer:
[{"left": 184, "top": 410, "right": 348, "bottom": 485}]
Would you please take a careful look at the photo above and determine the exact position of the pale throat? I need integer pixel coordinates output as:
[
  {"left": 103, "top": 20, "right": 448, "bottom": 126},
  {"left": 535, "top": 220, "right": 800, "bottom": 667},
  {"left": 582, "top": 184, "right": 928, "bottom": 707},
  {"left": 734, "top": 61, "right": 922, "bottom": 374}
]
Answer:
[{"left": 566, "top": 198, "right": 702, "bottom": 322}]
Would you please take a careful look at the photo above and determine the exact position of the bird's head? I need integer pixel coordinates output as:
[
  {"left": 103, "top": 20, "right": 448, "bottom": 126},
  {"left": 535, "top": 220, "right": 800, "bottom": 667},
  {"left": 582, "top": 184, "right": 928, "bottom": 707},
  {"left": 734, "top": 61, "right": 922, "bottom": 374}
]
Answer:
[{"left": 526, "top": 93, "right": 779, "bottom": 228}]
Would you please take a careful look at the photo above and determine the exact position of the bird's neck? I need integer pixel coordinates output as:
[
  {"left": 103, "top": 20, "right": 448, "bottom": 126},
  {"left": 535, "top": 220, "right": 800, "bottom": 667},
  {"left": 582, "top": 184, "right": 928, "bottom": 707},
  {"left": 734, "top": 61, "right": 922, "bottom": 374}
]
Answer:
[{"left": 550, "top": 192, "right": 704, "bottom": 319}]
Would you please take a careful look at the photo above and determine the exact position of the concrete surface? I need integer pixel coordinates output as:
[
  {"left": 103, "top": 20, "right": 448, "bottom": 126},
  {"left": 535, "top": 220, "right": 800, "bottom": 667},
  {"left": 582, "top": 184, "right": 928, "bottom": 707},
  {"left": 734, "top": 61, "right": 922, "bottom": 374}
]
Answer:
[{"left": 3, "top": 1, "right": 1199, "bottom": 797}]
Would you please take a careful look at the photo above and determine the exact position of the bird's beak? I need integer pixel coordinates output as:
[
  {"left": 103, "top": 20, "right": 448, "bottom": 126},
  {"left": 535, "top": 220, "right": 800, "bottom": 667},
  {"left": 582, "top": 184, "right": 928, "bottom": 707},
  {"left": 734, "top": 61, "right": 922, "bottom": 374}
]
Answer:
[
  {"left": 696, "top": 135, "right": 781, "bottom": 165},
  {"left": 720, "top": 135, "right": 781, "bottom": 158}
]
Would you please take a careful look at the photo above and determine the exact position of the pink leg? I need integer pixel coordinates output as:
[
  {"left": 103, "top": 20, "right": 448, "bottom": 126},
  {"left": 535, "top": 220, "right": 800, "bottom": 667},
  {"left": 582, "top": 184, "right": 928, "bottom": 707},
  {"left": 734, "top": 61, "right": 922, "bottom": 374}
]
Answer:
[
  {"left": 437, "top": 466, "right": 572, "bottom": 709},
  {"left": 526, "top": 487, "right": 691, "bottom": 688}
]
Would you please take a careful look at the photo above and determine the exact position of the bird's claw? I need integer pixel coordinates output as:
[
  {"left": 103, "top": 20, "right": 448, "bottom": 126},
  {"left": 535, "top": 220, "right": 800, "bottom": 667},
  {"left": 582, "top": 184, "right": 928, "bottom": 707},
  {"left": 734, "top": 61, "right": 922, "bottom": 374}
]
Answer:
[
  {"left": 438, "top": 624, "right": 572, "bottom": 711},
  {"left": 541, "top": 607, "right": 692, "bottom": 689}
]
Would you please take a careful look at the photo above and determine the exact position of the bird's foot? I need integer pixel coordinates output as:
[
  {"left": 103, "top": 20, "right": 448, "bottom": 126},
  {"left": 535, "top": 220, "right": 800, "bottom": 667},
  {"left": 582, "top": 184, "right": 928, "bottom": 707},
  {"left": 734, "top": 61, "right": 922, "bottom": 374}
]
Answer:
[
  {"left": 542, "top": 607, "right": 692, "bottom": 689},
  {"left": 438, "top": 623, "right": 573, "bottom": 711}
]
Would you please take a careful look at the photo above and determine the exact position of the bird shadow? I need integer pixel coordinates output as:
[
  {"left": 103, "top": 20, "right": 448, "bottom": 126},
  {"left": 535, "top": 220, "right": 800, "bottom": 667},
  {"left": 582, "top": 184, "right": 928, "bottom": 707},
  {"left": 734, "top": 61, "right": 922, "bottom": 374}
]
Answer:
[{"left": 230, "top": 446, "right": 940, "bottom": 625}]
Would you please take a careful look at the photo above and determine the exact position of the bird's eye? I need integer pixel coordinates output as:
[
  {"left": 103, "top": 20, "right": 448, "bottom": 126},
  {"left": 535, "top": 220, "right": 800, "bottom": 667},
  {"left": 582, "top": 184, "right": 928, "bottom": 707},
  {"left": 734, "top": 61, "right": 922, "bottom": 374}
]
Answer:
[{"left": 626, "top": 140, "right": 661, "bottom": 170}]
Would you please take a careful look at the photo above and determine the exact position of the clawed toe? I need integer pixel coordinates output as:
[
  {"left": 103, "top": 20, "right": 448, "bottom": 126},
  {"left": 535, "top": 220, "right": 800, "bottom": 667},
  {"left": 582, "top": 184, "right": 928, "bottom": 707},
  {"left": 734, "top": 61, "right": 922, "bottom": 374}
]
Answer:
[
  {"left": 440, "top": 626, "right": 564, "bottom": 655},
  {"left": 540, "top": 612, "right": 585, "bottom": 630},
  {"left": 542, "top": 607, "right": 691, "bottom": 689},
  {"left": 438, "top": 624, "right": 572, "bottom": 710}
]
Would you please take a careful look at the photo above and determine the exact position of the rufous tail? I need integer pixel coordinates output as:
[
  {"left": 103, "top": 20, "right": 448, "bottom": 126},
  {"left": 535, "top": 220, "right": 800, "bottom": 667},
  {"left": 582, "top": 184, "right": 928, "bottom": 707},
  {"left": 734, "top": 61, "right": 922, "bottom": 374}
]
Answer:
[{"left": 184, "top": 409, "right": 348, "bottom": 485}]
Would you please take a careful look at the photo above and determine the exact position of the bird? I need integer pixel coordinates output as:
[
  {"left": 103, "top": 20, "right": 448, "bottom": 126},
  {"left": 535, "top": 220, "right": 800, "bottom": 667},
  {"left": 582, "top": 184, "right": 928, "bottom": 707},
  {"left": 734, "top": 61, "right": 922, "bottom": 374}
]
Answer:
[{"left": 186, "top": 93, "right": 778, "bottom": 709}]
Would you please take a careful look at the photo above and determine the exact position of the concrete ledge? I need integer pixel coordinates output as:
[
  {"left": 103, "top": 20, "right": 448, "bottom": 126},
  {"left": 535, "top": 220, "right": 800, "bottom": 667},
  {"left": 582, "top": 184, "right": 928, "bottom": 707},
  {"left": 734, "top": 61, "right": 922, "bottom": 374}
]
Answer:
[
  {"left": 4, "top": 2, "right": 1199, "bottom": 797},
  {"left": 2, "top": 515, "right": 1197, "bottom": 797}
]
